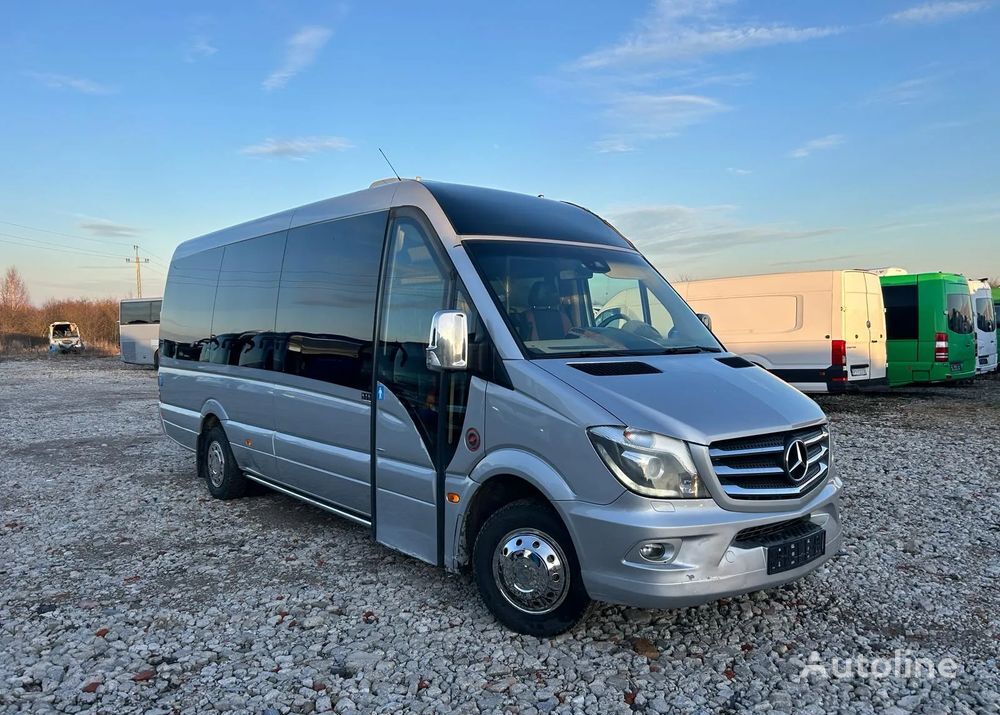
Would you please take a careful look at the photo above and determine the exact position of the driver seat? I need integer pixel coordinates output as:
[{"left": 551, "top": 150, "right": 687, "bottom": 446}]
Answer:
[{"left": 524, "top": 281, "right": 571, "bottom": 340}]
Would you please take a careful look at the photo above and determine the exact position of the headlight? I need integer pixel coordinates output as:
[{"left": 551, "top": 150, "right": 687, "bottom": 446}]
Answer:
[{"left": 588, "top": 426, "right": 709, "bottom": 499}]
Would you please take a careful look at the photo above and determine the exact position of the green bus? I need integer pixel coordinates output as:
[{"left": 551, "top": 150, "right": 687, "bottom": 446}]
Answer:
[
  {"left": 994, "top": 286, "right": 1000, "bottom": 345},
  {"left": 880, "top": 272, "right": 976, "bottom": 387}
]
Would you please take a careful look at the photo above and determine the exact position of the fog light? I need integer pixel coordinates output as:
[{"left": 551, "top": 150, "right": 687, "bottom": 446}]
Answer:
[{"left": 639, "top": 542, "right": 673, "bottom": 561}]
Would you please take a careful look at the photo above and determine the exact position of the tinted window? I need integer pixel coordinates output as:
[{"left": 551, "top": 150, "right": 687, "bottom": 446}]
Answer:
[
  {"left": 947, "top": 293, "right": 974, "bottom": 334},
  {"left": 120, "top": 300, "right": 159, "bottom": 325},
  {"left": 161, "top": 248, "right": 224, "bottom": 360},
  {"left": 207, "top": 232, "right": 286, "bottom": 367},
  {"left": 975, "top": 296, "right": 996, "bottom": 332},
  {"left": 882, "top": 284, "right": 919, "bottom": 340},
  {"left": 422, "top": 181, "right": 630, "bottom": 247},
  {"left": 275, "top": 212, "right": 388, "bottom": 389}
]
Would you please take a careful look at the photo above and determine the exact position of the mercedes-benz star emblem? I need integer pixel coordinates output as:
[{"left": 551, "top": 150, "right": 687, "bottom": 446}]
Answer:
[{"left": 783, "top": 439, "right": 809, "bottom": 482}]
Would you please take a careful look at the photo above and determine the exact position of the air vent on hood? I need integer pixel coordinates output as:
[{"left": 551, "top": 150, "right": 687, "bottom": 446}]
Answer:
[
  {"left": 716, "top": 356, "right": 755, "bottom": 369},
  {"left": 569, "top": 361, "right": 661, "bottom": 376}
]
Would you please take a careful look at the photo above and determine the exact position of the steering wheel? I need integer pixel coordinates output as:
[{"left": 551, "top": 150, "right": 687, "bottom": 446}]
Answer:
[{"left": 596, "top": 308, "right": 628, "bottom": 329}]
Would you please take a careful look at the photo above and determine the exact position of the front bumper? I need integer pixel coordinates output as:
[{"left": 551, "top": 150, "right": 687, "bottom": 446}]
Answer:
[{"left": 559, "top": 476, "right": 842, "bottom": 609}]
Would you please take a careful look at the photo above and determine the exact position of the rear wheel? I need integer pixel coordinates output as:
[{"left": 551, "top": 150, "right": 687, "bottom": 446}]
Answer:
[
  {"left": 153, "top": 350, "right": 159, "bottom": 370},
  {"left": 199, "top": 424, "right": 246, "bottom": 500},
  {"left": 472, "top": 499, "right": 590, "bottom": 637}
]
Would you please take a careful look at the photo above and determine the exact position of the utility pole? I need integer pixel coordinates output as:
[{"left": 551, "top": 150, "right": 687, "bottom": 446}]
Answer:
[{"left": 125, "top": 245, "right": 150, "bottom": 298}]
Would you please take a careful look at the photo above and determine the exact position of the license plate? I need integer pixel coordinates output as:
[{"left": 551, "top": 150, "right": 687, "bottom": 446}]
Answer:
[
  {"left": 951, "top": 361, "right": 963, "bottom": 372},
  {"left": 766, "top": 529, "right": 826, "bottom": 575},
  {"left": 980, "top": 357, "right": 988, "bottom": 366},
  {"left": 850, "top": 366, "right": 867, "bottom": 376}
]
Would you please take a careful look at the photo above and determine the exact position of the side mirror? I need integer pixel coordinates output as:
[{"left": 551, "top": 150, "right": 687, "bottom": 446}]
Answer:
[
  {"left": 697, "top": 313, "right": 713, "bottom": 331},
  {"left": 426, "top": 310, "right": 468, "bottom": 371}
]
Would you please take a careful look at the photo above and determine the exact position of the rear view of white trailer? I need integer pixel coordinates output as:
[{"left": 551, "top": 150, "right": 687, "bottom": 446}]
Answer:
[{"left": 672, "top": 270, "right": 888, "bottom": 394}]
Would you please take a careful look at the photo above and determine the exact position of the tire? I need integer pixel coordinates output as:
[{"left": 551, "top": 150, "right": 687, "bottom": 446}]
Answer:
[
  {"left": 153, "top": 350, "right": 159, "bottom": 371},
  {"left": 199, "top": 424, "right": 246, "bottom": 500},
  {"left": 472, "top": 498, "right": 591, "bottom": 637}
]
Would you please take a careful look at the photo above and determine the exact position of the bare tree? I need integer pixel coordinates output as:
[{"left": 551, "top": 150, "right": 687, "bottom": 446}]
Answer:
[{"left": 0, "top": 266, "right": 32, "bottom": 335}]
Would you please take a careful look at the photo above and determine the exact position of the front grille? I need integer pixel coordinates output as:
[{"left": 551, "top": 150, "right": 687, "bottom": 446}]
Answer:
[
  {"left": 733, "top": 516, "right": 814, "bottom": 546},
  {"left": 709, "top": 424, "right": 830, "bottom": 501}
]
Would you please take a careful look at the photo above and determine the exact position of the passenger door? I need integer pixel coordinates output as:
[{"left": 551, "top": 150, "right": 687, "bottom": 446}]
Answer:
[{"left": 373, "top": 209, "right": 469, "bottom": 565}]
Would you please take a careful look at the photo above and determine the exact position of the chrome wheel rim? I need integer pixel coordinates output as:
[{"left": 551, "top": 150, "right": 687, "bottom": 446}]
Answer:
[
  {"left": 207, "top": 441, "right": 226, "bottom": 488},
  {"left": 492, "top": 529, "right": 569, "bottom": 614}
]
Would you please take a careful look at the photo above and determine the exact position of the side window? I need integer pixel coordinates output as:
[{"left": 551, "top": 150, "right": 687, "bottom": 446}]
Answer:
[
  {"left": 208, "top": 231, "right": 286, "bottom": 368},
  {"left": 160, "top": 247, "right": 224, "bottom": 361},
  {"left": 378, "top": 215, "right": 451, "bottom": 452},
  {"left": 275, "top": 211, "right": 388, "bottom": 389},
  {"left": 150, "top": 300, "right": 162, "bottom": 324},
  {"left": 882, "top": 284, "right": 919, "bottom": 340},
  {"left": 120, "top": 301, "right": 151, "bottom": 325}
]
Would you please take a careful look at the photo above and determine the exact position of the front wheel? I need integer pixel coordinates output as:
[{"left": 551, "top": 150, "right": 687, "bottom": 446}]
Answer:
[{"left": 472, "top": 499, "right": 590, "bottom": 637}]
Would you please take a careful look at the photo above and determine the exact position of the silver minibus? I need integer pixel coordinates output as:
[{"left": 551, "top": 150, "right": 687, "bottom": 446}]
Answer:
[{"left": 159, "top": 179, "right": 842, "bottom": 635}]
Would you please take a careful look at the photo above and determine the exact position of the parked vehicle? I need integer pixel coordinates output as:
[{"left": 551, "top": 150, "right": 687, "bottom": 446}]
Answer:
[
  {"left": 159, "top": 179, "right": 842, "bottom": 635},
  {"left": 968, "top": 279, "right": 997, "bottom": 374},
  {"left": 880, "top": 272, "right": 976, "bottom": 386},
  {"left": 48, "top": 322, "right": 84, "bottom": 353},
  {"left": 669, "top": 270, "right": 888, "bottom": 394},
  {"left": 119, "top": 297, "right": 162, "bottom": 368}
]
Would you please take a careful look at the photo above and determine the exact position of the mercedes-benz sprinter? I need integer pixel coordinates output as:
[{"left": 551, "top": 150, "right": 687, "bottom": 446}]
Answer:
[
  {"left": 159, "top": 180, "right": 842, "bottom": 635},
  {"left": 671, "top": 270, "right": 888, "bottom": 394}
]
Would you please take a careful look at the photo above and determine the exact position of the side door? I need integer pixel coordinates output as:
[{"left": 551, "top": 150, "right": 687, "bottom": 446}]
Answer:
[
  {"left": 373, "top": 208, "right": 471, "bottom": 565},
  {"left": 864, "top": 272, "right": 887, "bottom": 381},
  {"left": 842, "top": 272, "right": 872, "bottom": 380},
  {"left": 271, "top": 212, "right": 389, "bottom": 518}
]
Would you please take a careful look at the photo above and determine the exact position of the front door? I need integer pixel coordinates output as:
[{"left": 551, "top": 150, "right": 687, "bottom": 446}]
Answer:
[{"left": 373, "top": 209, "right": 470, "bottom": 565}]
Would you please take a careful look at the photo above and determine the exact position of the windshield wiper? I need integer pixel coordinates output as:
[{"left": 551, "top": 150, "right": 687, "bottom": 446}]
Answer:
[{"left": 660, "top": 345, "right": 722, "bottom": 354}]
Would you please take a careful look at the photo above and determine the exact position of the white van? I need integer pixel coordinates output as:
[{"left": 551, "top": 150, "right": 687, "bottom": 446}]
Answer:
[
  {"left": 968, "top": 278, "right": 998, "bottom": 374},
  {"left": 664, "top": 270, "right": 888, "bottom": 393}
]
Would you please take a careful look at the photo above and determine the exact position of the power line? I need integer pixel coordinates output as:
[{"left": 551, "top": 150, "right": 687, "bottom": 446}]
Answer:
[
  {"left": 0, "top": 219, "right": 135, "bottom": 248},
  {"left": 0, "top": 233, "right": 125, "bottom": 260}
]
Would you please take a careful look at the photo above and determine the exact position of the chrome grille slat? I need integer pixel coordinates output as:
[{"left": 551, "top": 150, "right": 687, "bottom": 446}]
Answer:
[{"left": 709, "top": 425, "right": 830, "bottom": 501}]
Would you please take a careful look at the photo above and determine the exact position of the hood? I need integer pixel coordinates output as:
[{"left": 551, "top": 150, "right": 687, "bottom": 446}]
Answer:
[{"left": 532, "top": 353, "right": 825, "bottom": 445}]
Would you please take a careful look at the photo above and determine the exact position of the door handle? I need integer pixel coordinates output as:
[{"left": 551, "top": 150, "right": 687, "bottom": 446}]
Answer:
[{"left": 376, "top": 447, "right": 386, "bottom": 454}]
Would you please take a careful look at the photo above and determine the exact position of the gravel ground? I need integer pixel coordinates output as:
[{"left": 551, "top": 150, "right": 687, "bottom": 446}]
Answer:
[{"left": 0, "top": 356, "right": 998, "bottom": 715}]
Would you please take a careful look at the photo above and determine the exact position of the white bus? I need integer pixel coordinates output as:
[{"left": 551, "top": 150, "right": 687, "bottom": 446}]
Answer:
[{"left": 119, "top": 297, "right": 162, "bottom": 368}]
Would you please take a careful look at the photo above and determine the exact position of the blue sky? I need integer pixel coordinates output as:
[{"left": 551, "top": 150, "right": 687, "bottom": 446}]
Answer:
[{"left": 1, "top": 0, "right": 998, "bottom": 301}]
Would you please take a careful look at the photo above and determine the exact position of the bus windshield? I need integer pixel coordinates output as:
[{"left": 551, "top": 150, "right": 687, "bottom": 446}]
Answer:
[{"left": 464, "top": 240, "right": 721, "bottom": 358}]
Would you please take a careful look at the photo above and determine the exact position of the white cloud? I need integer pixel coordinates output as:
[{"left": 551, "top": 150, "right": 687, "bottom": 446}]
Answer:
[
  {"left": 594, "top": 138, "right": 635, "bottom": 153},
  {"left": 263, "top": 26, "right": 332, "bottom": 91},
  {"left": 77, "top": 219, "right": 141, "bottom": 238},
  {"left": 570, "top": 0, "right": 841, "bottom": 71},
  {"left": 864, "top": 76, "right": 936, "bottom": 106},
  {"left": 239, "top": 136, "right": 354, "bottom": 159},
  {"left": 887, "top": 1, "right": 990, "bottom": 24},
  {"left": 789, "top": 134, "right": 846, "bottom": 159},
  {"left": 185, "top": 35, "right": 218, "bottom": 62},
  {"left": 593, "top": 92, "right": 729, "bottom": 151},
  {"left": 605, "top": 203, "right": 843, "bottom": 264},
  {"left": 27, "top": 72, "right": 116, "bottom": 95},
  {"left": 726, "top": 167, "right": 752, "bottom": 175}
]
